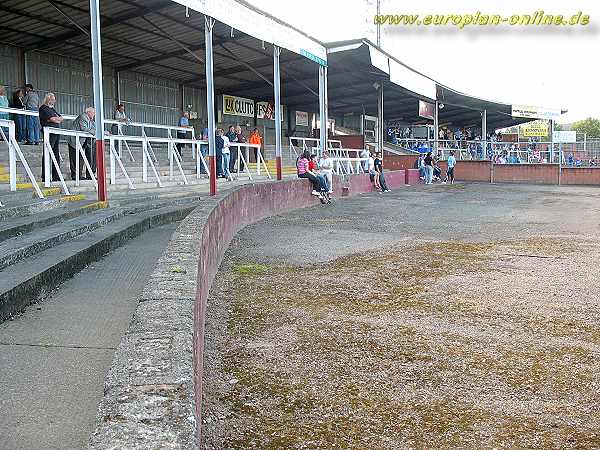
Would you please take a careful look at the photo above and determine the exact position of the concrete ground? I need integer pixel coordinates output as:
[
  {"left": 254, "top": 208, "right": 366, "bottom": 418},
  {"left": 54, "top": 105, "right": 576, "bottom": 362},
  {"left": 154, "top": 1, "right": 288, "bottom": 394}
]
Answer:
[
  {"left": 0, "top": 224, "right": 178, "bottom": 450},
  {"left": 202, "top": 182, "right": 600, "bottom": 449}
]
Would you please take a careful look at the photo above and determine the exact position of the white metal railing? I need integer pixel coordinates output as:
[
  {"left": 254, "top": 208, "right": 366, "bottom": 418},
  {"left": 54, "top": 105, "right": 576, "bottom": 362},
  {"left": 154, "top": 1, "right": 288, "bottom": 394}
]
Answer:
[
  {"left": 228, "top": 143, "right": 270, "bottom": 180},
  {"left": 0, "top": 107, "right": 280, "bottom": 195},
  {"left": 43, "top": 128, "right": 100, "bottom": 195},
  {"left": 0, "top": 119, "right": 44, "bottom": 198},
  {"left": 330, "top": 157, "right": 369, "bottom": 176},
  {"left": 288, "top": 136, "right": 343, "bottom": 159}
]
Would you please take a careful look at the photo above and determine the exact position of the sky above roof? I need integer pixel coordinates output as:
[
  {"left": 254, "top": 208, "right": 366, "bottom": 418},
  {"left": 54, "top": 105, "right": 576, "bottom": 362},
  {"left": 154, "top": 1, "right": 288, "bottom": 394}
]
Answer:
[{"left": 247, "top": 0, "right": 599, "bottom": 124}]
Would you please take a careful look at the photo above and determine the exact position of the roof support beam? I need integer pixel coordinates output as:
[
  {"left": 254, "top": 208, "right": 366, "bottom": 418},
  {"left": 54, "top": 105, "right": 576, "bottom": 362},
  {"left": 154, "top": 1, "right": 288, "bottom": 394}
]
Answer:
[{"left": 28, "top": 0, "right": 174, "bottom": 51}]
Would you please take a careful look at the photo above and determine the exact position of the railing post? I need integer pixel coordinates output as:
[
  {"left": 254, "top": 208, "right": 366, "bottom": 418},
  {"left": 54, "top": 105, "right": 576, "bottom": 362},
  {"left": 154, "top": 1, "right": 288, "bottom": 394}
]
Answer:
[
  {"left": 205, "top": 15, "right": 217, "bottom": 196},
  {"left": 110, "top": 138, "right": 116, "bottom": 184},
  {"left": 142, "top": 139, "right": 148, "bottom": 182},
  {"left": 44, "top": 128, "right": 51, "bottom": 187},
  {"left": 8, "top": 122, "right": 17, "bottom": 191}
]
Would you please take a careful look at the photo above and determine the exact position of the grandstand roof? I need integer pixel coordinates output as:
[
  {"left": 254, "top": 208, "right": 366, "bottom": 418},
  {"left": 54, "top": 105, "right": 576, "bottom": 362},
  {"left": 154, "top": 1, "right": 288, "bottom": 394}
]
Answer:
[{"left": 1, "top": 1, "right": 562, "bottom": 129}]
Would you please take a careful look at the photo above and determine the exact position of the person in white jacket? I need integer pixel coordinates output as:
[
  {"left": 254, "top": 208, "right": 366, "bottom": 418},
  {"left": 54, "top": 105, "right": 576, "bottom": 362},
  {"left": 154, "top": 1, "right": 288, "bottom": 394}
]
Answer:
[{"left": 319, "top": 151, "right": 333, "bottom": 194}]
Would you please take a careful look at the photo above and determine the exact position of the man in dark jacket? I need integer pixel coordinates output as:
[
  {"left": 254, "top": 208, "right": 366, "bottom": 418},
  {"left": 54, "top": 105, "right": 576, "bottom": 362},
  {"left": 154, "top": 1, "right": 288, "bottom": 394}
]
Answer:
[{"left": 225, "top": 125, "right": 237, "bottom": 173}]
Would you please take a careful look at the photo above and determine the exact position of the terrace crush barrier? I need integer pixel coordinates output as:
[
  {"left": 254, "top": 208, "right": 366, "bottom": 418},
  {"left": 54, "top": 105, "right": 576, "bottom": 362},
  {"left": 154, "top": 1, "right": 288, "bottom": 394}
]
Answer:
[{"left": 88, "top": 170, "right": 407, "bottom": 449}]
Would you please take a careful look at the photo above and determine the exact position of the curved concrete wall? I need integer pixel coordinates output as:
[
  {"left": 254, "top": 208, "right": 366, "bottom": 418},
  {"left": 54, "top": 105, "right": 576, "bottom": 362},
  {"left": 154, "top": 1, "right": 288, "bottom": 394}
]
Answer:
[{"left": 89, "top": 171, "right": 407, "bottom": 449}]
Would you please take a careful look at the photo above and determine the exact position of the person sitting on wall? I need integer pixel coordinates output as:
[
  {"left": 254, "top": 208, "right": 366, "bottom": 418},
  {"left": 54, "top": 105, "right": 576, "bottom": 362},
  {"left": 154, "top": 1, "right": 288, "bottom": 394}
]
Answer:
[
  {"left": 319, "top": 151, "right": 334, "bottom": 194},
  {"left": 297, "top": 150, "right": 326, "bottom": 198},
  {"left": 309, "top": 154, "right": 330, "bottom": 194},
  {"left": 589, "top": 159, "right": 597, "bottom": 166}
]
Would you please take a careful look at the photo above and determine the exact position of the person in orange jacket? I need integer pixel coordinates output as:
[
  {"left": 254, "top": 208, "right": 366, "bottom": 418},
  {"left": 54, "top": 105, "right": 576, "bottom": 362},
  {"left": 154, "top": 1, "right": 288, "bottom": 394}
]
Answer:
[{"left": 248, "top": 128, "right": 262, "bottom": 162}]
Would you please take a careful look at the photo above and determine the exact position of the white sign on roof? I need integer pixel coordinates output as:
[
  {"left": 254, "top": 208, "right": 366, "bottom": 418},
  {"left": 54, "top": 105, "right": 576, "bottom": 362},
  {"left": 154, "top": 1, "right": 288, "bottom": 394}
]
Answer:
[
  {"left": 172, "top": 0, "right": 327, "bottom": 66},
  {"left": 389, "top": 59, "right": 437, "bottom": 101},
  {"left": 512, "top": 105, "right": 562, "bottom": 120}
]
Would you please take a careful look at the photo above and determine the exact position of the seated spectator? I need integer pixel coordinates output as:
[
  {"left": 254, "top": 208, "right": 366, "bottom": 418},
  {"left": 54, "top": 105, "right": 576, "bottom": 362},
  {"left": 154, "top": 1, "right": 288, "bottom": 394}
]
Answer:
[
  {"left": 567, "top": 153, "right": 574, "bottom": 166},
  {"left": 575, "top": 159, "right": 582, "bottom": 167},
  {"left": 589, "top": 159, "right": 597, "bottom": 166},
  {"left": 374, "top": 152, "right": 390, "bottom": 192},
  {"left": 319, "top": 151, "right": 333, "bottom": 194},
  {"left": 297, "top": 150, "right": 326, "bottom": 197},
  {"left": 309, "top": 154, "right": 329, "bottom": 193}
]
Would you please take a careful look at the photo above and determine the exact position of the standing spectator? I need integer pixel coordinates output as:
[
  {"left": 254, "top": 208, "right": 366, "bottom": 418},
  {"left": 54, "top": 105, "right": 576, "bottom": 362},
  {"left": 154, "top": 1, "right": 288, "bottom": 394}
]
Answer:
[
  {"left": 374, "top": 152, "right": 390, "bottom": 192},
  {"left": 221, "top": 128, "right": 232, "bottom": 181},
  {"left": 225, "top": 125, "right": 238, "bottom": 173},
  {"left": 11, "top": 89, "right": 26, "bottom": 142},
  {"left": 446, "top": 150, "right": 456, "bottom": 184},
  {"left": 319, "top": 151, "right": 333, "bottom": 194},
  {"left": 248, "top": 128, "right": 262, "bottom": 162},
  {"left": 368, "top": 152, "right": 381, "bottom": 190},
  {"left": 235, "top": 125, "right": 247, "bottom": 171},
  {"left": 0, "top": 86, "right": 8, "bottom": 121},
  {"left": 111, "top": 104, "right": 129, "bottom": 135},
  {"left": 215, "top": 128, "right": 224, "bottom": 177},
  {"left": 200, "top": 122, "right": 209, "bottom": 173},
  {"left": 67, "top": 107, "right": 96, "bottom": 180},
  {"left": 39, "top": 93, "right": 64, "bottom": 182},
  {"left": 360, "top": 147, "right": 370, "bottom": 172},
  {"left": 176, "top": 111, "right": 191, "bottom": 159},
  {"left": 415, "top": 153, "right": 426, "bottom": 180},
  {"left": 424, "top": 151, "right": 434, "bottom": 184},
  {"left": 24, "top": 83, "right": 40, "bottom": 145}
]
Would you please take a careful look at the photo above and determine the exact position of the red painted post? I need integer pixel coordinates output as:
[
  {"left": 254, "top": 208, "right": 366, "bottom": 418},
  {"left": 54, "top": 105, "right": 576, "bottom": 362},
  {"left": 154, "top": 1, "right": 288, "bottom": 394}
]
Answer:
[
  {"left": 276, "top": 155, "right": 282, "bottom": 181},
  {"left": 96, "top": 139, "right": 107, "bottom": 202},
  {"left": 208, "top": 155, "right": 217, "bottom": 196}
]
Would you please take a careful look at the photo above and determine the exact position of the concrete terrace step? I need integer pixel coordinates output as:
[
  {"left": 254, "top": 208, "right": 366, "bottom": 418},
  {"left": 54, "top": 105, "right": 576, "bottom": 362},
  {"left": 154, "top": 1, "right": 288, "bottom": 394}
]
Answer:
[
  {"left": 0, "top": 208, "right": 124, "bottom": 271},
  {"left": 0, "top": 202, "right": 197, "bottom": 322},
  {"left": 0, "top": 200, "right": 102, "bottom": 241}
]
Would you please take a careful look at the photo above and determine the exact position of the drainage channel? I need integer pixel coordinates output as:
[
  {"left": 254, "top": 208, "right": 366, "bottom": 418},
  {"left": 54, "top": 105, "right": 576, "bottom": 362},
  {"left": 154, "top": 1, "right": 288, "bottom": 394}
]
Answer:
[{"left": 0, "top": 223, "right": 180, "bottom": 450}]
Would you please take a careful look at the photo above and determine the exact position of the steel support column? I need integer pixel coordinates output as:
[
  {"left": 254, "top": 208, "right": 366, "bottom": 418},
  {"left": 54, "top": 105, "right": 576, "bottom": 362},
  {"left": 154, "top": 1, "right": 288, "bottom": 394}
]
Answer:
[
  {"left": 318, "top": 65, "right": 328, "bottom": 155},
  {"left": 205, "top": 16, "right": 217, "bottom": 196},
  {"left": 377, "top": 83, "right": 384, "bottom": 154},
  {"left": 273, "top": 45, "right": 282, "bottom": 180},
  {"left": 434, "top": 100, "right": 439, "bottom": 154},
  {"left": 90, "top": 0, "right": 107, "bottom": 202},
  {"left": 550, "top": 119, "right": 555, "bottom": 163},
  {"left": 482, "top": 109, "right": 487, "bottom": 160}
]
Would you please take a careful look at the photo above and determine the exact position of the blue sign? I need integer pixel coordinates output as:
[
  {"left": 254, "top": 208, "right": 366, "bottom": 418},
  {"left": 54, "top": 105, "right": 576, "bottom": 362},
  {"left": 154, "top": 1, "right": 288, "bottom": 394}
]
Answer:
[{"left": 300, "top": 49, "right": 327, "bottom": 66}]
